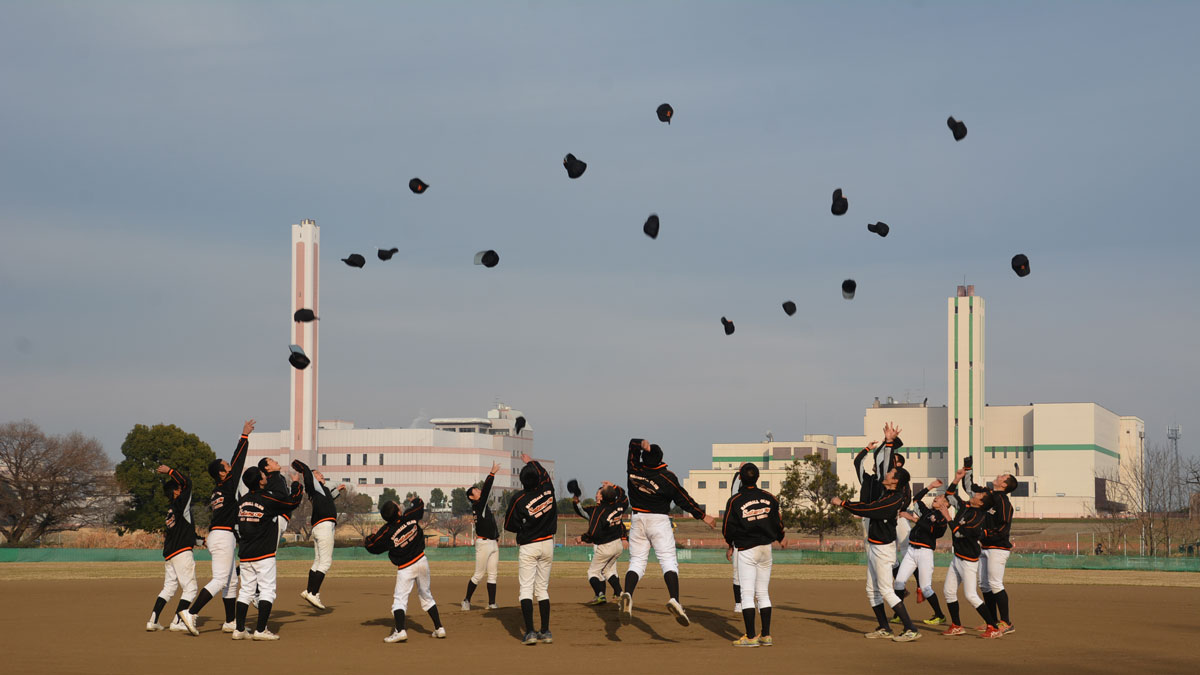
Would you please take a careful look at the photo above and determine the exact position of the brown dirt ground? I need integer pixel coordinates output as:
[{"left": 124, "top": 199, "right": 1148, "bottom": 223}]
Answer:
[{"left": 1, "top": 561, "right": 1197, "bottom": 674}]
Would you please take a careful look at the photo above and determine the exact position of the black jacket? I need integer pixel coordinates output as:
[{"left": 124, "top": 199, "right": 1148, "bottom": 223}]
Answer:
[
  {"left": 163, "top": 468, "right": 196, "bottom": 560},
  {"left": 236, "top": 483, "right": 302, "bottom": 562},
  {"left": 503, "top": 461, "right": 557, "bottom": 545},
  {"left": 295, "top": 461, "right": 339, "bottom": 527},
  {"left": 722, "top": 486, "right": 784, "bottom": 550},
  {"left": 853, "top": 438, "right": 903, "bottom": 503},
  {"left": 471, "top": 471, "right": 499, "bottom": 540},
  {"left": 906, "top": 487, "right": 948, "bottom": 550},
  {"left": 840, "top": 488, "right": 905, "bottom": 545},
  {"left": 626, "top": 446, "right": 706, "bottom": 518},
  {"left": 365, "top": 498, "right": 427, "bottom": 568},
  {"left": 971, "top": 481, "right": 1014, "bottom": 550},
  {"left": 946, "top": 484, "right": 987, "bottom": 561},
  {"left": 209, "top": 435, "right": 249, "bottom": 532},
  {"left": 574, "top": 487, "right": 628, "bottom": 546}
]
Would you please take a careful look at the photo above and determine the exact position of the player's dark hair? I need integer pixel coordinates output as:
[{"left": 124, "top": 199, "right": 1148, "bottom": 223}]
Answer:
[
  {"left": 380, "top": 499, "right": 400, "bottom": 522},
  {"left": 242, "top": 466, "right": 263, "bottom": 490},
  {"left": 257, "top": 457, "right": 270, "bottom": 471},
  {"left": 893, "top": 453, "right": 905, "bottom": 468},
  {"left": 1003, "top": 475, "right": 1018, "bottom": 493},
  {"left": 162, "top": 480, "right": 180, "bottom": 497},
  {"left": 208, "top": 459, "right": 225, "bottom": 481},
  {"left": 644, "top": 444, "right": 664, "bottom": 467},
  {"left": 739, "top": 462, "right": 760, "bottom": 487},
  {"left": 600, "top": 485, "right": 619, "bottom": 504},
  {"left": 892, "top": 467, "right": 911, "bottom": 487}
]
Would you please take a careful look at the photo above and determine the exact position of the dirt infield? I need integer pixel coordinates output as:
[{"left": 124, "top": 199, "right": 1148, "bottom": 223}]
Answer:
[{"left": 2, "top": 562, "right": 1197, "bottom": 674}]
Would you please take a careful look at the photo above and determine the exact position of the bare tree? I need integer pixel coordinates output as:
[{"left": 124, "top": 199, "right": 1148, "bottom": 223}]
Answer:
[
  {"left": 778, "top": 455, "right": 855, "bottom": 550},
  {"left": 0, "top": 420, "right": 113, "bottom": 546},
  {"left": 339, "top": 486, "right": 377, "bottom": 540},
  {"left": 444, "top": 515, "right": 472, "bottom": 546},
  {"left": 287, "top": 494, "right": 314, "bottom": 540},
  {"left": 1105, "top": 443, "right": 1196, "bottom": 556}
]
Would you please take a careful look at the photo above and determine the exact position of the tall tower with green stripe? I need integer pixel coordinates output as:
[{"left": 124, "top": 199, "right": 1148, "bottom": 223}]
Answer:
[{"left": 948, "top": 285, "right": 985, "bottom": 473}]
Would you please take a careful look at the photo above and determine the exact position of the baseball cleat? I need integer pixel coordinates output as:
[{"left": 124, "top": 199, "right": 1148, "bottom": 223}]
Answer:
[
  {"left": 231, "top": 630, "right": 250, "bottom": 640},
  {"left": 300, "top": 590, "right": 325, "bottom": 610},
  {"left": 587, "top": 595, "right": 606, "bottom": 606},
  {"left": 756, "top": 635, "right": 773, "bottom": 647},
  {"left": 732, "top": 635, "right": 759, "bottom": 647},
  {"left": 619, "top": 592, "right": 633, "bottom": 624},
  {"left": 734, "top": 603, "right": 742, "bottom": 613},
  {"left": 538, "top": 630, "right": 553, "bottom": 644},
  {"left": 177, "top": 611, "right": 200, "bottom": 636},
  {"left": 864, "top": 628, "right": 894, "bottom": 639},
  {"left": 923, "top": 616, "right": 946, "bottom": 625},
  {"left": 666, "top": 599, "right": 690, "bottom": 627},
  {"left": 892, "top": 629, "right": 922, "bottom": 643},
  {"left": 980, "top": 626, "right": 1004, "bottom": 639},
  {"left": 221, "top": 621, "right": 237, "bottom": 633},
  {"left": 998, "top": 621, "right": 1015, "bottom": 634},
  {"left": 941, "top": 625, "right": 966, "bottom": 636},
  {"left": 431, "top": 627, "right": 447, "bottom": 639},
  {"left": 889, "top": 615, "right": 903, "bottom": 624},
  {"left": 168, "top": 619, "right": 188, "bottom": 633},
  {"left": 383, "top": 629, "right": 408, "bottom": 643},
  {"left": 973, "top": 624, "right": 988, "bottom": 632},
  {"left": 252, "top": 629, "right": 280, "bottom": 641},
  {"left": 145, "top": 622, "right": 164, "bottom": 632},
  {"left": 522, "top": 631, "right": 539, "bottom": 645},
  {"left": 461, "top": 600, "right": 471, "bottom": 611},
  {"left": 487, "top": 604, "right": 499, "bottom": 610}
]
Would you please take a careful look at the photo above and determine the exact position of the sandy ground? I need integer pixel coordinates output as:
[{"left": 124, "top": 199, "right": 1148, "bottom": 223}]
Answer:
[{"left": 1, "top": 561, "right": 1197, "bottom": 674}]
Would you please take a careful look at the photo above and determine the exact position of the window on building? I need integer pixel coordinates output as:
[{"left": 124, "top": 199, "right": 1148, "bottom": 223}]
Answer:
[
  {"left": 358, "top": 477, "right": 367, "bottom": 485},
  {"left": 913, "top": 482, "right": 925, "bottom": 494},
  {"left": 718, "top": 510, "right": 725, "bottom": 518},
  {"left": 1013, "top": 481, "right": 1030, "bottom": 497},
  {"left": 379, "top": 453, "right": 384, "bottom": 465},
  {"left": 321, "top": 454, "right": 327, "bottom": 465},
  {"left": 719, "top": 481, "right": 728, "bottom": 489},
  {"left": 761, "top": 481, "right": 770, "bottom": 489},
  {"left": 345, "top": 454, "right": 351, "bottom": 465},
  {"left": 374, "top": 477, "right": 383, "bottom": 484},
  {"left": 341, "top": 477, "right": 350, "bottom": 483},
  {"left": 362, "top": 453, "right": 367, "bottom": 466},
  {"left": 698, "top": 481, "right": 707, "bottom": 489}
]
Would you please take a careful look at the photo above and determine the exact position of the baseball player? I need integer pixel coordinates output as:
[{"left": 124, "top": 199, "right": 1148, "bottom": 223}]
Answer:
[
  {"left": 974, "top": 473, "right": 1017, "bottom": 634},
  {"left": 831, "top": 464, "right": 921, "bottom": 642},
  {"left": 503, "top": 453, "right": 557, "bottom": 645},
  {"left": 572, "top": 481, "right": 628, "bottom": 604},
  {"left": 365, "top": 496, "right": 446, "bottom": 643},
  {"left": 462, "top": 461, "right": 501, "bottom": 611},
  {"left": 622, "top": 439, "right": 716, "bottom": 627},
  {"left": 145, "top": 465, "right": 198, "bottom": 633},
  {"left": 892, "top": 479, "right": 949, "bottom": 626},
  {"left": 232, "top": 466, "right": 302, "bottom": 641},
  {"left": 941, "top": 467, "right": 1003, "bottom": 639},
  {"left": 292, "top": 459, "right": 344, "bottom": 610},
  {"left": 178, "top": 420, "right": 254, "bottom": 636},
  {"left": 722, "top": 463, "right": 784, "bottom": 647}
]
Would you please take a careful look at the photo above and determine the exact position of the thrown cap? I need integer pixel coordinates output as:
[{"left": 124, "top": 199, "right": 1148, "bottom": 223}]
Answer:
[
  {"left": 842, "top": 279, "right": 856, "bottom": 300},
  {"left": 831, "top": 188, "right": 848, "bottom": 216},
  {"left": 377, "top": 248, "right": 399, "bottom": 261},
  {"left": 288, "top": 344, "right": 310, "bottom": 370},
  {"left": 721, "top": 317, "right": 735, "bottom": 335},
  {"left": 563, "top": 153, "right": 587, "bottom": 179},
  {"left": 643, "top": 214, "right": 660, "bottom": 239},
  {"left": 293, "top": 309, "right": 317, "bottom": 322},
  {"left": 474, "top": 250, "right": 500, "bottom": 268},
  {"left": 782, "top": 300, "right": 796, "bottom": 316},
  {"left": 1011, "top": 253, "right": 1030, "bottom": 277},
  {"left": 409, "top": 178, "right": 429, "bottom": 194},
  {"left": 656, "top": 103, "right": 673, "bottom": 124},
  {"left": 341, "top": 253, "right": 366, "bottom": 268},
  {"left": 947, "top": 116, "right": 967, "bottom": 142}
]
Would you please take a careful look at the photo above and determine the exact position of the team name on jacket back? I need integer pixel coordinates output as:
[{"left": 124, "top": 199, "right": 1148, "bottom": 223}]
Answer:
[
  {"left": 236, "top": 485, "right": 302, "bottom": 562},
  {"left": 906, "top": 487, "right": 948, "bottom": 550},
  {"left": 365, "top": 498, "right": 427, "bottom": 568},
  {"left": 575, "top": 489, "right": 628, "bottom": 546},
  {"left": 504, "top": 461, "right": 557, "bottom": 545},
  {"left": 163, "top": 468, "right": 196, "bottom": 560},
  {"left": 722, "top": 487, "right": 784, "bottom": 550},
  {"left": 208, "top": 435, "right": 249, "bottom": 531},
  {"left": 627, "top": 467, "right": 706, "bottom": 519}
]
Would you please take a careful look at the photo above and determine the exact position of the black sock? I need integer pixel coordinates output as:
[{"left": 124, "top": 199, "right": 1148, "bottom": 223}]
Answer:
[
  {"left": 465, "top": 581, "right": 478, "bottom": 602},
  {"left": 974, "top": 601, "right": 996, "bottom": 628},
  {"left": 255, "top": 600, "right": 273, "bottom": 633},
  {"left": 190, "top": 589, "right": 213, "bottom": 615},
  {"left": 733, "top": 584, "right": 742, "bottom": 604},
  {"left": 608, "top": 576, "right": 621, "bottom": 595},
  {"left": 741, "top": 607, "right": 756, "bottom": 637},
  {"left": 487, "top": 583, "right": 497, "bottom": 605},
  {"left": 871, "top": 603, "right": 889, "bottom": 630},
  {"left": 223, "top": 597, "right": 237, "bottom": 623},
  {"left": 995, "top": 590, "right": 1010, "bottom": 624},
  {"left": 893, "top": 589, "right": 907, "bottom": 618},
  {"left": 948, "top": 600, "right": 961, "bottom": 626},
  {"left": 306, "top": 570, "right": 317, "bottom": 594},
  {"left": 760, "top": 607, "right": 772, "bottom": 636},
  {"left": 235, "top": 602, "right": 249, "bottom": 631},
  {"left": 393, "top": 609, "right": 406, "bottom": 631},
  {"left": 172, "top": 598, "right": 191, "bottom": 618},
  {"left": 890, "top": 599, "right": 915, "bottom": 632},
  {"left": 538, "top": 599, "right": 550, "bottom": 633},
  {"left": 927, "top": 593, "right": 944, "bottom": 619},
  {"left": 982, "top": 590, "right": 996, "bottom": 620},
  {"left": 664, "top": 571, "right": 680, "bottom": 601},
  {"left": 150, "top": 597, "right": 167, "bottom": 623},
  {"left": 624, "top": 571, "right": 640, "bottom": 596},
  {"left": 589, "top": 577, "right": 605, "bottom": 596},
  {"left": 428, "top": 605, "right": 442, "bottom": 630},
  {"left": 520, "top": 599, "right": 534, "bottom": 633},
  {"left": 311, "top": 570, "right": 326, "bottom": 594}
]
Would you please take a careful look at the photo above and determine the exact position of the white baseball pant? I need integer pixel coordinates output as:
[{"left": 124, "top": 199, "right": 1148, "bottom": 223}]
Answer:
[
  {"left": 587, "top": 539, "right": 623, "bottom": 581},
  {"left": 392, "top": 556, "right": 436, "bottom": 613},
  {"left": 627, "top": 513, "right": 678, "bottom": 576},
  {"left": 894, "top": 517, "right": 913, "bottom": 560},
  {"left": 310, "top": 520, "right": 335, "bottom": 574},
  {"left": 201, "top": 529, "right": 238, "bottom": 599},
  {"left": 978, "top": 548, "right": 1010, "bottom": 593},
  {"left": 865, "top": 543, "right": 899, "bottom": 607},
  {"left": 470, "top": 538, "right": 499, "bottom": 585},
  {"left": 731, "top": 547, "right": 740, "bottom": 585},
  {"left": 943, "top": 556, "right": 982, "bottom": 608},
  {"left": 158, "top": 550, "right": 198, "bottom": 603},
  {"left": 237, "top": 557, "right": 278, "bottom": 605},
  {"left": 893, "top": 545, "right": 935, "bottom": 599},
  {"left": 518, "top": 539, "right": 554, "bottom": 601},
  {"left": 736, "top": 544, "right": 773, "bottom": 609}
]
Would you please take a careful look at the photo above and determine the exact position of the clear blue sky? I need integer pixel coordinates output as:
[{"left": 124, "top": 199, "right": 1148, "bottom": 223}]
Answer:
[{"left": 2, "top": 2, "right": 1197, "bottom": 482}]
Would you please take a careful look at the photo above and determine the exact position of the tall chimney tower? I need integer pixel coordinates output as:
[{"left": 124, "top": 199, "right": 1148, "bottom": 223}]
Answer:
[
  {"left": 290, "top": 219, "right": 319, "bottom": 466},
  {"left": 948, "top": 285, "right": 985, "bottom": 471}
]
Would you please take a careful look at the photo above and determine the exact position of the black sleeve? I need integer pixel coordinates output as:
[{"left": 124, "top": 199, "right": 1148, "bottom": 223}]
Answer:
[
  {"left": 503, "top": 495, "right": 523, "bottom": 534},
  {"left": 403, "top": 497, "right": 425, "bottom": 522},
  {"left": 572, "top": 500, "right": 593, "bottom": 520},
  {"left": 364, "top": 523, "right": 393, "bottom": 553},
  {"left": 229, "top": 435, "right": 250, "bottom": 478},
  {"left": 663, "top": 471, "right": 706, "bottom": 519},
  {"left": 721, "top": 494, "right": 738, "bottom": 546}
]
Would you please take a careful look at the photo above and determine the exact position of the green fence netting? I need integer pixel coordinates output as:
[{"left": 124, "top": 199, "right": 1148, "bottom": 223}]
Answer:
[{"left": 1, "top": 547, "right": 1196, "bottom": 571}]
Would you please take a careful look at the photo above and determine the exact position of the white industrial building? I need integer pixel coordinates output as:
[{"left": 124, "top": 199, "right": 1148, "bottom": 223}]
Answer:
[{"left": 683, "top": 436, "right": 835, "bottom": 517}]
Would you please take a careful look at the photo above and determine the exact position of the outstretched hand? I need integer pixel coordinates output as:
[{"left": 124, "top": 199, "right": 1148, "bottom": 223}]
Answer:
[
  {"left": 520, "top": 453, "right": 534, "bottom": 464},
  {"left": 883, "top": 422, "right": 902, "bottom": 442},
  {"left": 156, "top": 465, "right": 171, "bottom": 475},
  {"left": 830, "top": 496, "right": 844, "bottom": 507},
  {"left": 929, "top": 478, "right": 944, "bottom": 489},
  {"left": 242, "top": 419, "right": 256, "bottom": 436},
  {"left": 490, "top": 461, "right": 500, "bottom": 474}
]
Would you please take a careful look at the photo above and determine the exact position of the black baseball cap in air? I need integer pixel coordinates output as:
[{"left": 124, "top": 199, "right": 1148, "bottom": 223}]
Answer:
[
  {"left": 867, "top": 222, "right": 889, "bottom": 237},
  {"left": 1011, "top": 253, "right": 1030, "bottom": 277},
  {"left": 342, "top": 253, "right": 366, "bottom": 268},
  {"left": 514, "top": 416, "right": 526, "bottom": 434},
  {"left": 831, "top": 189, "right": 848, "bottom": 216},
  {"left": 842, "top": 279, "right": 856, "bottom": 299},
  {"left": 377, "top": 247, "right": 399, "bottom": 261},
  {"left": 563, "top": 153, "right": 587, "bottom": 179},
  {"left": 294, "top": 309, "right": 317, "bottom": 322},
  {"left": 947, "top": 117, "right": 967, "bottom": 141},
  {"left": 644, "top": 214, "right": 660, "bottom": 239},
  {"left": 721, "top": 317, "right": 735, "bottom": 335},
  {"left": 567, "top": 479, "right": 582, "bottom": 498},
  {"left": 656, "top": 103, "right": 673, "bottom": 124},
  {"left": 782, "top": 301, "right": 796, "bottom": 316},
  {"left": 474, "top": 250, "right": 500, "bottom": 268},
  {"left": 289, "top": 344, "right": 310, "bottom": 370},
  {"left": 409, "top": 178, "right": 428, "bottom": 194}
]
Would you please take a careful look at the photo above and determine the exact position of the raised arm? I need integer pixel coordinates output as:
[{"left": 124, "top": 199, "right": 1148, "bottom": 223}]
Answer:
[
  {"left": 503, "top": 495, "right": 523, "bottom": 534},
  {"left": 477, "top": 462, "right": 499, "bottom": 510},
  {"left": 519, "top": 455, "right": 551, "bottom": 488},
  {"left": 291, "top": 459, "right": 317, "bottom": 495},
  {"left": 627, "top": 438, "right": 646, "bottom": 473},
  {"left": 835, "top": 490, "right": 904, "bottom": 518},
  {"left": 572, "top": 498, "right": 592, "bottom": 520},
  {"left": 403, "top": 496, "right": 425, "bottom": 523},
  {"left": 230, "top": 419, "right": 254, "bottom": 477},
  {"left": 364, "top": 522, "right": 392, "bottom": 554}
]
